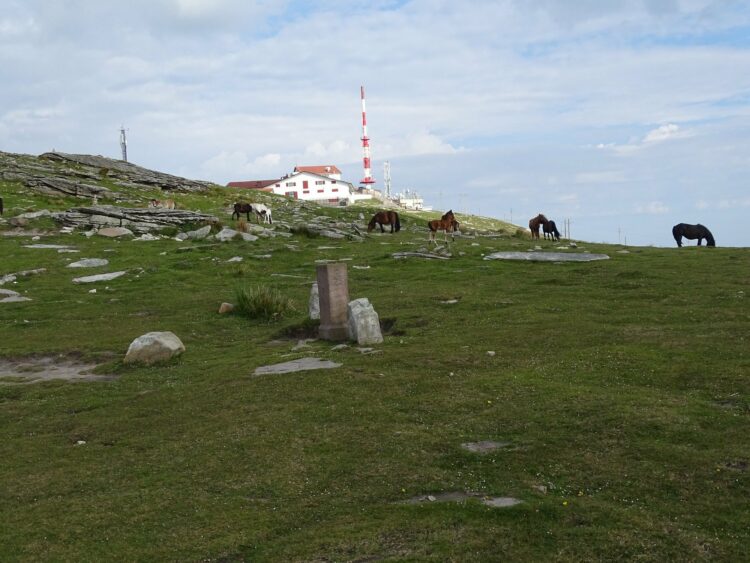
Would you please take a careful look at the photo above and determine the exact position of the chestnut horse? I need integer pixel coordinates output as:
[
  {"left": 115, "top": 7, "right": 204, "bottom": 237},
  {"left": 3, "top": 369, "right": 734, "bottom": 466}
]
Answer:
[
  {"left": 368, "top": 210, "right": 401, "bottom": 233},
  {"left": 428, "top": 210, "right": 459, "bottom": 244},
  {"left": 672, "top": 223, "right": 715, "bottom": 247},
  {"left": 528, "top": 213, "right": 549, "bottom": 240}
]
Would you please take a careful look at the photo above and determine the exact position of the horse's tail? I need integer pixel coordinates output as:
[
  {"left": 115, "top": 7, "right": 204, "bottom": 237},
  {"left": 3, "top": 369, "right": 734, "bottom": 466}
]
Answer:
[
  {"left": 394, "top": 212, "right": 401, "bottom": 232},
  {"left": 701, "top": 225, "right": 716, "bottom": 246}
]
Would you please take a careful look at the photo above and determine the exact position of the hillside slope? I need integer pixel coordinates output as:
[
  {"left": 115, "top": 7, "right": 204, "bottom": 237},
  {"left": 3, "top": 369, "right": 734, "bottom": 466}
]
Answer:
[{"left": 1, "top": 152, "right": 748, "bottom": 561}]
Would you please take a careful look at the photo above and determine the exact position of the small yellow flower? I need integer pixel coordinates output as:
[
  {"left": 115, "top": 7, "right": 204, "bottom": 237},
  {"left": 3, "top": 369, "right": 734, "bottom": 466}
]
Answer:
[
  {"left": 562, "top": 501, "right": 568, "bottom": 506},
  {"left": 578, "top": 491, "right": 584, "bottom": 496}
]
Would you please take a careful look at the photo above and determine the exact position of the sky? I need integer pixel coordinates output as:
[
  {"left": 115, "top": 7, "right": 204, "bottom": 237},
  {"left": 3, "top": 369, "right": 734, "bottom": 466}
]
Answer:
[{"left": 1, "top": 0, "right": 749, "bottom": 247}]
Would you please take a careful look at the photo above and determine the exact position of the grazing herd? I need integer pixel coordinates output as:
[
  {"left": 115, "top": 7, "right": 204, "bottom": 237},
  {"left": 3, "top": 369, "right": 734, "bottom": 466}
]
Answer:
[{"left": 0, "top": 189, "right": 719, "bottom": 247}]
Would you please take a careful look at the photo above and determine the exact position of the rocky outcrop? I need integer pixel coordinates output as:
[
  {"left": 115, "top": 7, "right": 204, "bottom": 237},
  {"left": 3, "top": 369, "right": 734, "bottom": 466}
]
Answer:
[
  {"left": 40, "top": 152, "right": 213, "bottom": 193},
  {"left": 53, "top": 205, "right": 218, "bottom": 233},
  {"left": 0, "top": 150, "right": 213, "bottom": 203}
]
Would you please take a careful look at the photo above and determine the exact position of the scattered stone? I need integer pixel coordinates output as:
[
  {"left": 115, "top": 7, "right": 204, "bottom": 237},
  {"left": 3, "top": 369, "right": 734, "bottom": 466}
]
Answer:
[
  {"left": 67, "top": 258, "right": 109, "bottom": 268},
  {"left": 218, "top": 302, "right": 235, "bottom": 314},
  {"left": 58, "top": 248, "right": 80, "bottom": 253},
  {"left": 214, "top": 227, "right": 241, "bottom": 242},
  {"left": 72, "top": 271, "right": 127, "bottom": 284},
  {"left": 253, "top": 357, "right": 342, "bottom": 376},
  {"left": 352, "top": 265, "right": 370, "bottom": 270},
  {"left": 0, "top": 289, "right": 32, "bottom": 303},
  {"left": 357, "top": 347, "right": 382, "bottom": 355},
  {"left": 292, "top": 339, "right": 316, "bottom": 351},
  {"left": 484, "top": 251, "right": 609, "bottom": 262},
  {"left": 0, "top": 268, "right": 46, "bottom": 285},
  {"left": 16, "top": 210, "right": 51, "bottom": 220},
  {"left": 330, "top": 344, "right": 349, "bottom": 351},
  {"left": 486, "top": 351, "right": 496, "bottom": 357},
  {"left": 347, "top": 297, "right": 383, "bottom": 345},
  {"left": 98, "top": 226, "right": 133, "bottom": 238},
  {"left": 9, "top": 217, "right": 29, "bottom": 228},
  {"left": 227, "top": 256, "right": 243, "bottom": 263},
  {"left": 461, "top": 440, "right": 511, "bottom": 453},
  {"left": 133, "top": 233, "right": 161, "bottom": 241},
  {"left": 441, "top": 299, "right": 459, "bottom": 304},
  {"left": 393, "top": 251, "right": 451, "bottom": 260},
  {"left": 124, "top": 331, "right": 185, "bottom": 365},
  {"left": 532, "top": 485, "right": 548, "bottom": 494},
  {"left": 186, "top": 225, "right": 211, "bottom": 240}
]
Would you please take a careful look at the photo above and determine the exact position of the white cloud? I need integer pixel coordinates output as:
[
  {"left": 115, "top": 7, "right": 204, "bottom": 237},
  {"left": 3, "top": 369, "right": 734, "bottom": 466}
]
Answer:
[
  {"left": 643, "top": 123, "right": 690, "bottom": 143},
  {"left": 201, "top": 151, "right": 282, "bottom": 181},
  {"left": 635, "top": 201, "right": 670, "bottom": 214}
]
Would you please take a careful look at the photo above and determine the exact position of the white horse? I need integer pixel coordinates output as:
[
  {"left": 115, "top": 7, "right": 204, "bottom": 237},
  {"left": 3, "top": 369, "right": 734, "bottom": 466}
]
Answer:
[{"left": 252, "top": 203, "right": 272, "bottom": 224}]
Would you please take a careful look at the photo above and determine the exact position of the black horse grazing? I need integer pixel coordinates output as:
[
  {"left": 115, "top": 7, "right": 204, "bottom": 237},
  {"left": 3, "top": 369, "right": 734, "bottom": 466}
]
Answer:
[
  {"left": 0, "top": 196, "right": 3, "bottom": 215},
  {"left": 543, "top": 219, "right": 561, "bottom": 241},
  {"left": 368, "top": 210, "right": 401, "bottom": 233},
  {"left": 672, "top": 223, "right": 715, "bottom": 247},
  {"left": 232, "top": 202, "right": 253, "bottom": 221}
]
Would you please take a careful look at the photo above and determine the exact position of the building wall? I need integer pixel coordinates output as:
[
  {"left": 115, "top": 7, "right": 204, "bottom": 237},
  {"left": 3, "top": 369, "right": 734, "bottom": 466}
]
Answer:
[{"left": 270, "top": 172, "right": 352, "bottom": 204}]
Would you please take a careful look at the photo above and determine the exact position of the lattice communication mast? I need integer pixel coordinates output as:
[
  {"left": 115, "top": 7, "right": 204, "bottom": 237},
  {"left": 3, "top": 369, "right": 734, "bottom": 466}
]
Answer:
[
  {"left": 119, "top": 126, "right": 128, "bottom": 162},
  {"left": 383, "top": 161, "right": 391, "bottom": 199},
  {"left": 359, "top": 86, "right": 375, "bottom": 186}
]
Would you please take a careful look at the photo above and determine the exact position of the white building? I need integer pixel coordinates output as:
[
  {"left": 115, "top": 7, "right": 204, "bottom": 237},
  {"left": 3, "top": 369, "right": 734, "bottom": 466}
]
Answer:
[{"left": 228, "top": 164, "right": 374, "bottom": 206}]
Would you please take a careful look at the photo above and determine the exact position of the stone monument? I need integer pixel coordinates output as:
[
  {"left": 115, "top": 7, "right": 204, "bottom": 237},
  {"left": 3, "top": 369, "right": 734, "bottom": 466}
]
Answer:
[{"left": 317, "top": 263, "right": 349, "bottom": 341}]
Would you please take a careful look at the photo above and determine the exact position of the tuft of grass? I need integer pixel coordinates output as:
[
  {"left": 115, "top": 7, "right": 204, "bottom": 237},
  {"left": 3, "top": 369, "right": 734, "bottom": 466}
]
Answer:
[{"left": 234, "top": 284, "right": 296, "bottom": 321}]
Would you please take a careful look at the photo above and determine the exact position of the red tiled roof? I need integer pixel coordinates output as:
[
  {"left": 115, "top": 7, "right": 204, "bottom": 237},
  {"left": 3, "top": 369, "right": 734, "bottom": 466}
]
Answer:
[
  {"left": 227, "top": 179, "right": 278, "bottom": 190},
  {"left": 294, "top": 165, "right": 341, "bottom": 175}
]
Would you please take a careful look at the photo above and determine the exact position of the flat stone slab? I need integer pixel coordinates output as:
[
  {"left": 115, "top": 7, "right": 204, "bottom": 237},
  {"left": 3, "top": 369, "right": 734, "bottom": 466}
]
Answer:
[
  {"left": 0, "top": 357, "right": 116, "bottom": 384},
  {"left": 23, "top": 244, "right": 73, "bottom": 250},
  {"left": 483, "top": 251, "right": 609, "bottom": 262},
  {"left": 67, "top": 258, "right": 109, "bottom": 268},
  {"left": 72, "top": 271, "right": 127, "bottom": 283},
  {"left": 253, "top": 357, "right": 342, "bottom": 376},
  {"left": 461, "top": 440, "right": 512, "bottom": 453},
  {"left": 402, "top": 491, "right": 522, "bottom": 508}
]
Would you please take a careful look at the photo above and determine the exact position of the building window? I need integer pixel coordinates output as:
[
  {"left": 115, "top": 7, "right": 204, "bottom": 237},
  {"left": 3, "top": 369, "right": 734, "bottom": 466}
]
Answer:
[
  {"left": 331, "top": 180, "right": 337, "bottom": 184},
  {"left": 317, "top": 189, "right": 324, "bottom": 193},
  {"left": 285, "top": 191, "right": 297, "bottom": 199},
  {"left": 275, "top": 184, "right": 280, "bottom": 187},
  {"left": 285, "top": 181, "right": 296, "bottom": 187},
  {"left": 315, "top": 180, "right": 325, "bottom": 185},
  {"left": 332, "top": 188, "right": 338, "bottom": 192}
]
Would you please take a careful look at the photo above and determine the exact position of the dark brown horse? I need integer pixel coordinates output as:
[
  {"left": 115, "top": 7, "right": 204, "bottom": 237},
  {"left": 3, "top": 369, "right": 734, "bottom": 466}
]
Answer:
[
  {"left": 368, "top": 210, "right": 401, "bottom": 233},
  {"left": 528, "top": 213, "right": 549, "bottom": 240},
  {"left": 543, "top": 219, "right": 561, "bottom": 241},
  {"left": 428, "top": 210, "right": 459, "bottom": 244},
  {"left": 672, "top": 223, "right": 715, "bottom": 247},
  {"left": 232, "top": 202, "right": 254, "bottom": 221}
]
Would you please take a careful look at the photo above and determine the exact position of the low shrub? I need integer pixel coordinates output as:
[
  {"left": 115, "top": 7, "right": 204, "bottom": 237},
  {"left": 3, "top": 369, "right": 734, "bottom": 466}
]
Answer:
[{"left": 234, "top": 284, "right": 296, "bottom": 321}]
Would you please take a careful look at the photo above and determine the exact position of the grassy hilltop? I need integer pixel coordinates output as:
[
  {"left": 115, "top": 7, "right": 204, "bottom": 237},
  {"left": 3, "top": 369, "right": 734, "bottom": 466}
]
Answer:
[{"left": 1, "top": 152, "right": 748, "bottom": 561}]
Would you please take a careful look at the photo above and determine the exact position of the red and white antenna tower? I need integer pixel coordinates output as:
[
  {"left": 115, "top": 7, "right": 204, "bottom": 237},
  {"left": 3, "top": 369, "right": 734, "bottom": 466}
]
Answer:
[{"left": 359, "top": 85, "right": 375, "bottom": 185}]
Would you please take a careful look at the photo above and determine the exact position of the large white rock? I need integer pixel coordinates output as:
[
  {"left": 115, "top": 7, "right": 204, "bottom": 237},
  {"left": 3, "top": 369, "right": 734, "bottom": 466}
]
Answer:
[
  {"left": 215, "top": 227, "right": 240, "bottom": 242},
  {"left": 347, "top": 298, "right": 383, "bottom": 345},
  {"left": 187, "top": 225, "right": 211, "bottom": 240},
  {"left": 124, "top": 331, "right": 185, "bottom": 365}
]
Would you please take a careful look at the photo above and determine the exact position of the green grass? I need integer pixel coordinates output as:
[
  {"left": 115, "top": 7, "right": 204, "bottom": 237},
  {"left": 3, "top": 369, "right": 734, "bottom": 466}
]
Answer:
[{"left": 0, "top": 169, "right": 748, "bottom": 561}]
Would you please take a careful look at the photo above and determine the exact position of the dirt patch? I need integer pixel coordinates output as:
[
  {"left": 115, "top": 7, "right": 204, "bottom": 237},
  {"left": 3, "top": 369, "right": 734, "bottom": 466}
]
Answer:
[{"left": 0, "top": 356, "right": 117, "bottom": 384}]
